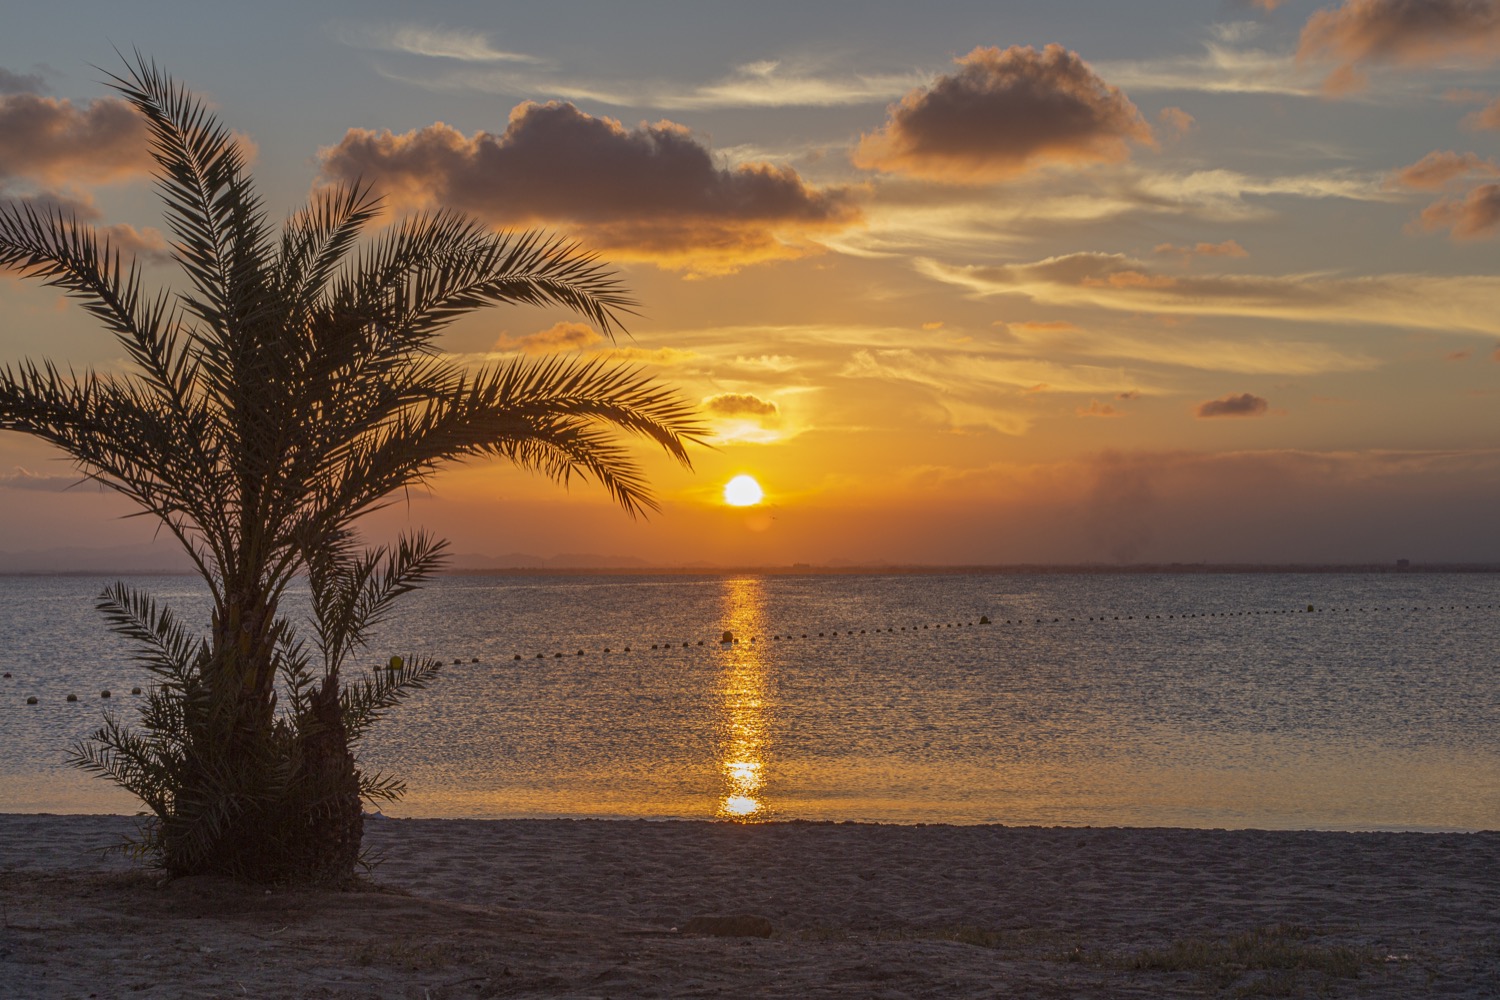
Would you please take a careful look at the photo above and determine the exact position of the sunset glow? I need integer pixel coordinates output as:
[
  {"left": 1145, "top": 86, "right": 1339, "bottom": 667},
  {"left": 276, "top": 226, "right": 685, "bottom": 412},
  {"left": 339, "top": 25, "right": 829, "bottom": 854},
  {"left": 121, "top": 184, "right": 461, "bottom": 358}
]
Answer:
[{"left": 2, "top": 3, "right": 1498, "bottom": 567}]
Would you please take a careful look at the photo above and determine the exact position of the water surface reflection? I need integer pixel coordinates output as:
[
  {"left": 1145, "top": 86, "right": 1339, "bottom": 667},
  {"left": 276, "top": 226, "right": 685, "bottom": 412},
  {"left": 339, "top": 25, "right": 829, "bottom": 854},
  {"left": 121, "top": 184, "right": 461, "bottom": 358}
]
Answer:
[{"left": 715, "top": 577, "right": 774, "bottom": 820}]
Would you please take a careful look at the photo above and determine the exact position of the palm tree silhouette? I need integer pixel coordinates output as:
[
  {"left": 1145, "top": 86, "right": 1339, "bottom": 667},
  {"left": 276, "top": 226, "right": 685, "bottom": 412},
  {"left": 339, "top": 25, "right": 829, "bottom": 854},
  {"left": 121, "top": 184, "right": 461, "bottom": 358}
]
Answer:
[{"left": 0, "top": 57, "right": 702, "bottom": 881}]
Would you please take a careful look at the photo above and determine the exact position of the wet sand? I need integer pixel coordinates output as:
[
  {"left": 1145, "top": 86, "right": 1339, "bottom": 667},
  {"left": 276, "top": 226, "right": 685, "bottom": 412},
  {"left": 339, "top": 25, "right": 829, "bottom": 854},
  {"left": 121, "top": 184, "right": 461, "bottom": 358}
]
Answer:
[{"left": 1, "top": 814, "right": 1496, "bottom": 998}]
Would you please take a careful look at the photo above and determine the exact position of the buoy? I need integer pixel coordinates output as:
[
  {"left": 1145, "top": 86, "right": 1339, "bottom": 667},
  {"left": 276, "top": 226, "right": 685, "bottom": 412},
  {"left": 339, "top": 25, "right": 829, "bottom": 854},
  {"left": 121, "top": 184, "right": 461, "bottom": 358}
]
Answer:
[
  {"left": 697, "top": 640, "right": 704, "bottom": 646},
  {"left": 624, "top": 646, "right": 631, "bottom": 652},
  {"left": 389, "top": 655, "right": 404, "bottom": 670},
  {"left": 1, "top": 672, "right": 9, "bottom": 678},
  {"left": 26, "top": 696, "right": 37, "bottom": 704},
  {"left": 554, "top": 652, "right": 563, "bottom": 658},
  {"left": 1306, "top": 604, "right": 1314, "bottom": 613},
  {"left": 452, "top": 658, "right": 461, "bottom": 665},
  {"left": 515, "top": 654, "right": 522, "bottom": 660},
  {"left": 577, "top": 650, "right": 584, "bottom": 656},
  {"left": 536, "top": 654, "right": 544, "bottom": 659},
  {"left": 471, "top": 657, "right": 479, "bottom": 663},
  {"left": 66, "top": 693, "right": 77, "bottom": 702},
  {"left": 604, "top": 648, "right": 611, "bottom": 653},
  {"left": 979, "top": 616, "right": 990, "bottom": 625},
  {"left": 131, "top": 687, "right": 141, "bottom": 695}
]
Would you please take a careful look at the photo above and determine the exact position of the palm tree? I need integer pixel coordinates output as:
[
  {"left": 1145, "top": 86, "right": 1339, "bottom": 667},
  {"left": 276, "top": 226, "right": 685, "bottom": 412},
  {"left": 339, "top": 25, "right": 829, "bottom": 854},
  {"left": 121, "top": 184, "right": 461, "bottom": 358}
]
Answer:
[{"left": 0, "top": 58, "right": 702, "bottom": 882}]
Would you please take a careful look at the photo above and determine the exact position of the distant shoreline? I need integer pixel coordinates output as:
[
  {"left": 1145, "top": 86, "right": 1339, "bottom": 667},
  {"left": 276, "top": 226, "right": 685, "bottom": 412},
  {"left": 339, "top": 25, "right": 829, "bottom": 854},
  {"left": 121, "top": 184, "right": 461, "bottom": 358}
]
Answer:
[{"left": 2, "top": 562, "right": 1498, "bottom": 577}]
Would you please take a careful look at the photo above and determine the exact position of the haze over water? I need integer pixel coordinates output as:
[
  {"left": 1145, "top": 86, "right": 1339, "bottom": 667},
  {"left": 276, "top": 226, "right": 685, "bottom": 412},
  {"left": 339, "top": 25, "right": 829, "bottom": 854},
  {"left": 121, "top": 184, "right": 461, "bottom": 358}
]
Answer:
[{"left": 2, "top": 572, "right": 1496, "bottom": 831}]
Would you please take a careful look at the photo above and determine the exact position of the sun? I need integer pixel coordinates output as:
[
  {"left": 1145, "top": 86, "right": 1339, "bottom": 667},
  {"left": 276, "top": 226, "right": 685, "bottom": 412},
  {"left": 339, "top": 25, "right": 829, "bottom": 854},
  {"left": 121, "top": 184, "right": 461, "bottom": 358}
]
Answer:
[{"left": 723, "top": 474, "right": 765, "bottom": 507}]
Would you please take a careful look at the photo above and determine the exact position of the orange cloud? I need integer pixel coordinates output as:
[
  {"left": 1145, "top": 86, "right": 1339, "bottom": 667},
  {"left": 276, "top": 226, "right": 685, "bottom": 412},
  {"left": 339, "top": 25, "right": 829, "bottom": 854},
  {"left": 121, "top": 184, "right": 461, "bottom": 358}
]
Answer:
[
  {"left": 1388, "top": 150, "right": 1500, "bottom": 190},
  {"left": 921, "top": 252, "right": 1500, "bottom": 336},
  {"left": 1251, "top": 0, "right": 1288, "bottom": 9},
  {"left": 1153, "top": 239, "right": 1249, "bottom": 259},
  {"left": 1297, "top": 0, "right": 1500, "bottom": 93},
  {"left": 318, "top": 102, "right": 859, "bottom": 275},
  {"left": 1157, "top": 106, "right": 1196, "bottom": 137},
  {"left": 853, "top": 45, "right": 1152, "bottom": 182},
  {"left": 1076, "top": 399, "right": 1120, "bottom": 418},
  {"left": 496, "top": 321, "right": 603, "bottom": 354},
  {"left": 1196, "top": 392, "right": 1269, "bottom": 418},
  {"left": 0, "top": 94, "right": 149, "bottom": 185},
  {"left": 1419, "top": 182, "right": 1500, "bottom": 239},
  {"left": 1463, "top": 96, "right": 1500, "bottom": 129}
]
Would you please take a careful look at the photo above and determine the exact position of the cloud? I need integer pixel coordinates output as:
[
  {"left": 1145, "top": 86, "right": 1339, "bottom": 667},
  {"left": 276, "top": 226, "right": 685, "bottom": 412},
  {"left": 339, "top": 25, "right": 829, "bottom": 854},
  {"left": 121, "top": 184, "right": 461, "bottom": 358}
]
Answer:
[
  {"left": 496, "top": 321, "right": 603, "bottom": 354},
  {"left": 1387, "top": 151, "right": 1500, "bottom": 240},
  {"left": 0, "top": 466, "right": 82, "bottom": 491},
  {"left": 853, "top": 45, "right": 1153, "bottom": 183},
  {"left": 1077, "top": 399, "right": 1120, "bottom": 418},
  {"left": 1196, "top": 392, "right": 1269, "bottom": 418},
  {"left": 999, "top": 317, "right": 1371, "bottom": 375},
  {"left": 1095, "top": 43, "right": 1316, "bottom": 97},
  {"left": 0, "top": 94, "right": 149, "bottom": 185},
  {"left": 1463, "top": 96, "right": 1500, "bottom": 129},
  {"left": 919, "top": 251, "right": 1500, "bottom": 335},
  {"left": 319, "top": 102, "right": 860, "bottom": 274},
  {"left": 1297, "top": 0, "right": 1500, "bottom": 93},
  {"left": 333, "top": 22, "right": 539, "bottom": 62},
  {"left": 1157, "top": 106, "right": 1196, "bottom": 138},
  {"left": 699, "top": 391, "right": 785, "bottom": 444},
  {"left": 374, "top": 56, "right": 929, "bottom": 111},
  {"left": 1388, "top": 150, "right": 1500, "bottom": 190},
  {"left": 702, "top": 392, "right": 780, "bottom": 418},
  {"left": 1251, "top": 0, "right": 1288, "bottom": 9},
  {"left": 0, "top": 191, "right": 172, "bottom": 271},
  {"left": 1153, "top": 239, "right": 1249, "bottom": 259},
  {"left": 0, "top": 68, "right": 45, "bottom": 95},
  {"left": 1418, "top": 182, "right": 1500, "bottom": 239},
  {"left": 596, "top": 346, "right": 701, "bottom": 366}
]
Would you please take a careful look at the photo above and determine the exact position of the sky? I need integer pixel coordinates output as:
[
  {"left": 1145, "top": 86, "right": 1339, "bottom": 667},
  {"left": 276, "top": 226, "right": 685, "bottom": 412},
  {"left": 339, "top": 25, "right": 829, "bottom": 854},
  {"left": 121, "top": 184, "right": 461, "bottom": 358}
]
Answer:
[{"left": 1, "top": 0, "right": 1498, "bottom": 566}]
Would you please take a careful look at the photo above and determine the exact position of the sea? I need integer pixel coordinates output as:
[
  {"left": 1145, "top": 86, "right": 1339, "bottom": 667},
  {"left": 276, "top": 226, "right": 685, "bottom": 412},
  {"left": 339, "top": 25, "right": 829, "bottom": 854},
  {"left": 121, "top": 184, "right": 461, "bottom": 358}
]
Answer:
[{"left": 1, "top": 571, "right": 1496, "bottom": 831}]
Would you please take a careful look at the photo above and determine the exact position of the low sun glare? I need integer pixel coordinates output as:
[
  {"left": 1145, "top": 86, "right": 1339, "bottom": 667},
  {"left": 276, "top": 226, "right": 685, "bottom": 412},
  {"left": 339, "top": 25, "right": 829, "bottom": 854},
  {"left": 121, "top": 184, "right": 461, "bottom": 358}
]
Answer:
[{"left": 723, "top": 474, "right": 765, "bottom": 507}]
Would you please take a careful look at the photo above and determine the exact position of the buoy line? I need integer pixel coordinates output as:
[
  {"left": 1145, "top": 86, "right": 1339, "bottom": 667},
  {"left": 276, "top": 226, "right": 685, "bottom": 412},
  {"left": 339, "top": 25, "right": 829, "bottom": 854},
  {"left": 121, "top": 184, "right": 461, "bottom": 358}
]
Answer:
[{"left": 12, "top": 603, "right": 1495, "bottom": 703}]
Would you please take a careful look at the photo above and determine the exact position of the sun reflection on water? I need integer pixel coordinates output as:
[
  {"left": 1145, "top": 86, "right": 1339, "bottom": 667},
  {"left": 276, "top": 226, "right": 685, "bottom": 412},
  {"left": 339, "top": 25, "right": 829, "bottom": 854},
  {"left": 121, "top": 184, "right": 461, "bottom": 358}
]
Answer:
[{"left": 715, "top": 577, "right": 774, "bottom": 821}]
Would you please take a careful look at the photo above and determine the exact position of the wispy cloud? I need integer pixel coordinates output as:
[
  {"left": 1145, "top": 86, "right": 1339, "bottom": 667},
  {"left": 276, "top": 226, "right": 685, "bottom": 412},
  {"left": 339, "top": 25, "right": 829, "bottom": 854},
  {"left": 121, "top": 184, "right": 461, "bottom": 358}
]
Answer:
[
  {"left": 919, "top": 251, "right": 1500, "bottom": 335},
  {"left": 332, "top": 22, "right": 540, "bottom": 63},
  {"left": 372, "top": 57, "right": 926, "bottom": 110}
]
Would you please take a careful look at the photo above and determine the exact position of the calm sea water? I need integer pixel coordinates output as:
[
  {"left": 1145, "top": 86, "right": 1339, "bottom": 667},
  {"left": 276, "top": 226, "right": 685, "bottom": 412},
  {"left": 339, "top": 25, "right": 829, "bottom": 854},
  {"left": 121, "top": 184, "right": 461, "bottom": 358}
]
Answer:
[{"left": 1, "top": 572, "right": 1496, "bottom": 831}]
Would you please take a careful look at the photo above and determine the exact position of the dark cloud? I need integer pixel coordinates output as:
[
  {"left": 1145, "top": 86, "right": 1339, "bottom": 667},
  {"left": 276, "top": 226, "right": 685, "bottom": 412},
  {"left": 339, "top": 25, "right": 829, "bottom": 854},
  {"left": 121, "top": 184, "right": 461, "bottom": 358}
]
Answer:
[
  {"left": 1196, "top": 392, "right": 1269, "bottom": 418},
  {"left": 0, "top": 68, "right": 46, "bottom": 95},
  {"left": 0, "top": 94, "right": 149, "bottom": 185},
  {"left": 702, "top": 392, "right": 780, "bottom": 418},
  {"left": 853, "top": 45, "right": 1153, "bottom": 182},
  {"left": 1419, "top": 182, "right": 1500, "bottom": 239},
  {"left": 1298, "top": 0, "right": 1500, "bottom": 93},
  {"left": 318, "top": 102, "right": 859, "bottom": 274}
]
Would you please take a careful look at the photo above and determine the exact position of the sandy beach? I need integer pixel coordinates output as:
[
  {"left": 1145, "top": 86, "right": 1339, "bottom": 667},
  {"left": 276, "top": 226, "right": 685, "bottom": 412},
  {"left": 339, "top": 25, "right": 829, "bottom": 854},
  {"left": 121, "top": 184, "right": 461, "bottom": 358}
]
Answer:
[{"left": 1, "top": 815, "right": 1496, "bottom": 998}]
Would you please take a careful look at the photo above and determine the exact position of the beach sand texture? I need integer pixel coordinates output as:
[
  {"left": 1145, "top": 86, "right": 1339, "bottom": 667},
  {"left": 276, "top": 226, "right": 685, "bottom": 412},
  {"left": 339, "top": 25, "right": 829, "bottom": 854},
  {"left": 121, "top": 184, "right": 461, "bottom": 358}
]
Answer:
[{"left": 1, "top": 814, "right": 1496, "bottom": 998}]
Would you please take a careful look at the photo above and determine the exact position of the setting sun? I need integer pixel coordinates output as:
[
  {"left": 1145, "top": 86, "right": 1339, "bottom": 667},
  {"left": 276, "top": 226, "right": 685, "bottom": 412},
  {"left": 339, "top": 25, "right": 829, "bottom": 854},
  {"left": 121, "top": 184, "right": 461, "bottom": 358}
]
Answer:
[{"left": 723, "top": 474, "right": 765, "bottom": 507}]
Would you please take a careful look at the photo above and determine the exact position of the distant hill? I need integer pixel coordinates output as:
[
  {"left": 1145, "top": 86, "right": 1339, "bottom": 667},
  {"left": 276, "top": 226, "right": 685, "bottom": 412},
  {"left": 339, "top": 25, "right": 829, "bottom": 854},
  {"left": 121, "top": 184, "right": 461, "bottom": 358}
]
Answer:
[
  {"left": 0, "top": 543, "right": 195, "bottom": 574},
  {"left": 445, "top": 552, "right": 652, "bottom": 571}
]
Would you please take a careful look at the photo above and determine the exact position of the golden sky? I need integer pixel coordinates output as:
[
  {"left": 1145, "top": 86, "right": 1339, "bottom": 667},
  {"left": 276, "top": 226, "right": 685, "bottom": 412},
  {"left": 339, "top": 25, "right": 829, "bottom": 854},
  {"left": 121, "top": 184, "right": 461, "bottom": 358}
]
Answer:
[{"left": 1, "top": 1, "right": 1498, "bottom": 565}]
